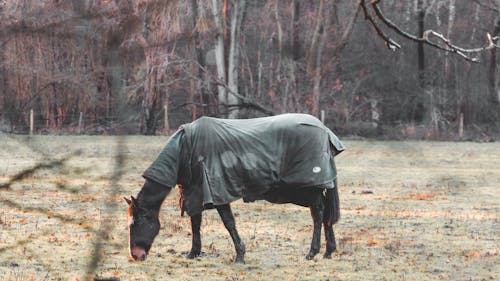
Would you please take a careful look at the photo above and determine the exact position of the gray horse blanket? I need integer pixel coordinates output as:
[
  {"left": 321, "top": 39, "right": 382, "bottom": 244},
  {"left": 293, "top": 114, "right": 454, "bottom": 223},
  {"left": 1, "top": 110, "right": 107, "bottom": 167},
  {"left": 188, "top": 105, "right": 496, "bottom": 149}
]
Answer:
[{"left": 143, "top": 113, "right": 345, "bottom": 216}]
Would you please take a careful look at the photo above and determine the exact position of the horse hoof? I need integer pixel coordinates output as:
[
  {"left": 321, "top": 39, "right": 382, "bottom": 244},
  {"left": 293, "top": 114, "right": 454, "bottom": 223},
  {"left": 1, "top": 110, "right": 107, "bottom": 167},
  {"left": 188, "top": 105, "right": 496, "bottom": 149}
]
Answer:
[
  {"left": 305, "top": 253, "right": 316, "bottom": 260},
  {"left": 324, "top": 247, "right": 336, "bottom": 259},
  {"left": 186, "top": 251, "right": 201, "bottom": 259},
  {"left": 234, "top": 256, "right": 245, "bottom": 264}
]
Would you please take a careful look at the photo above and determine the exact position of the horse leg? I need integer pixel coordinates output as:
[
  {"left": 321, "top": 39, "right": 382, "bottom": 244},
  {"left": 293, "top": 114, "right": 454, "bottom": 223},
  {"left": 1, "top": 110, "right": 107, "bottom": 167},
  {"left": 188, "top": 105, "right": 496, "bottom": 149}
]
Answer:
[
  {"left": 216, "top": 204, "right": 246, "bottom": 263},
  {"left": 324, "top": 181, "right": 339, "bottom": 258},
  {"left": 306, "top": 194, "right": 324, "bottom": 260},
  {"left": 323, "top": 208, "right": 337, "bottom": 259},
  {"left": 186, "top": 213, "right": 202, "bottom": 259}
]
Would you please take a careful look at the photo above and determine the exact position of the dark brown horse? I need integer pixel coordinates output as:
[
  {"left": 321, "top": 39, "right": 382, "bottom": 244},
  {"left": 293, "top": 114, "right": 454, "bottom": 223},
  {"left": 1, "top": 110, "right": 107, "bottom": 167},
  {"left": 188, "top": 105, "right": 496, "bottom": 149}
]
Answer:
[{"left": 125, "top": 114, "right": 344, "bottom": 263}]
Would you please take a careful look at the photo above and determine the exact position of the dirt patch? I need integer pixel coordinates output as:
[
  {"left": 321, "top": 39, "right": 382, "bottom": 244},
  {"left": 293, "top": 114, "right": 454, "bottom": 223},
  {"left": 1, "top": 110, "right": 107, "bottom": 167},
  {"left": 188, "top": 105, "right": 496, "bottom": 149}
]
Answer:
[{"left": 1, "top": 135, "right": 499, "bottom": 280}]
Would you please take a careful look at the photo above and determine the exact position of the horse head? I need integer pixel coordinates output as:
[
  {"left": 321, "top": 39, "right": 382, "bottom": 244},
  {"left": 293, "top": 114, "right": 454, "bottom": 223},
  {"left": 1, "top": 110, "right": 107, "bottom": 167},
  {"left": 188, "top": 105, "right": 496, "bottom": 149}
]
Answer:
[{"left": 124, "top": 196, "right": 161, "bottom": 261}]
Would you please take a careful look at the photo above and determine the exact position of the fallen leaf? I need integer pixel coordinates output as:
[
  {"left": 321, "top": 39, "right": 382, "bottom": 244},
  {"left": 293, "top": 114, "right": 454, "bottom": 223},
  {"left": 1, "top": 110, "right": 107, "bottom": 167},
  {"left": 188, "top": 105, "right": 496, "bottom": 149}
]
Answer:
[
  {"left": 467, "top": 252, "right": 481, "bottom": 258},
  {"left": 409, "top": 193, "right": 439, "bottom": 200},
  {"left": 367, "top": 238, "right": 377, "bottom": 247}
]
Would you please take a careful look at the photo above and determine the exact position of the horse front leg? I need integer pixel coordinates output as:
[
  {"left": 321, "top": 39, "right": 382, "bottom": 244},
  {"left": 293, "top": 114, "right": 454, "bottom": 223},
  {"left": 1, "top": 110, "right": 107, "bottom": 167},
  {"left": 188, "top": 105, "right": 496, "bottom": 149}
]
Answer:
[
  {"left": 186, "top": 213, "right": 202, "bottom": 259},
  {"left": 306, "top": 196, "right": 324, "bottom": 260},
  {"left": 216, "top": 204, "right": 246, "bottom": 263}
]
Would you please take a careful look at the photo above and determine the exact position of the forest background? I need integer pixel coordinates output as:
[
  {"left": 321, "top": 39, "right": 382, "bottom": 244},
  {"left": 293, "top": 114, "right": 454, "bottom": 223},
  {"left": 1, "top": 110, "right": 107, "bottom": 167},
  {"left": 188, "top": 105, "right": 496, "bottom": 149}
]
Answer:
[{"left": 1, "top": 0, "right": 499, "bottom": 140}]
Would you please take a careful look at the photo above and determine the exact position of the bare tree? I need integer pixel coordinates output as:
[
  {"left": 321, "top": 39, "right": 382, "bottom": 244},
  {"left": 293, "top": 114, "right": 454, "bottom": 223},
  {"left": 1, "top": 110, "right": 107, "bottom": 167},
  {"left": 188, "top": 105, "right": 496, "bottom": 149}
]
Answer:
[
  {"left": 210, "top": 0, "right": 246, "bottom": 118},
  {"left": 211, "top": 0, "right": 228, "bottom": 116},
  {"left": 1, "top": 0, "right": 499, "bottom": 137}
]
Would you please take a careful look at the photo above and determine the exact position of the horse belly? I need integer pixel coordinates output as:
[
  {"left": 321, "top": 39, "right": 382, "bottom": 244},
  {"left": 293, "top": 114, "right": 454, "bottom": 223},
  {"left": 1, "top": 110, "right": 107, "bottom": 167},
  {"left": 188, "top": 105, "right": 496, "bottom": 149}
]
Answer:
[{"left": 262, "top": 187, "right": 324, "bottom": 207}]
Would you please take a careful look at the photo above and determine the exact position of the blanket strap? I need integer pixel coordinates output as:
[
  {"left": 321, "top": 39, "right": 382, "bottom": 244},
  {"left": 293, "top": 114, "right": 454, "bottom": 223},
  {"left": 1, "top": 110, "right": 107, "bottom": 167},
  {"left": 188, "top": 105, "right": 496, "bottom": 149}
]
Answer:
[{"left": 177, "top": 184, "right": 185, "bottom": 217}]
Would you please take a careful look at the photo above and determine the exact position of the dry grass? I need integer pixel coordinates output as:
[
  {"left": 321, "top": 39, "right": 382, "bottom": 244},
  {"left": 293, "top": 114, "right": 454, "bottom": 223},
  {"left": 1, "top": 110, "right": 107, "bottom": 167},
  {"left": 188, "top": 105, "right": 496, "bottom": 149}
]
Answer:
[{"left": 0, "top": 135, "right": 499, "bottom": 280}]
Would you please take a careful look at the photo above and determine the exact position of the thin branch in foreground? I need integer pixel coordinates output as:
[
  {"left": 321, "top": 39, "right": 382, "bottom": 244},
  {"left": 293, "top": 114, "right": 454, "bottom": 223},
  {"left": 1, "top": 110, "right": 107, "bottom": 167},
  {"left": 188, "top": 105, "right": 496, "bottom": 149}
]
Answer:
[
  {"left": 359, "top": 0, "right": 500, "bottom": 62},
  {"left": 84, "top": 137, "right": 125, "bottom": 281},
  {"left": 0, "top": 151, "right": 81, "bottom": 190},
  {"left": 0, "top": 197, "right": 91, "bottom": 227}
]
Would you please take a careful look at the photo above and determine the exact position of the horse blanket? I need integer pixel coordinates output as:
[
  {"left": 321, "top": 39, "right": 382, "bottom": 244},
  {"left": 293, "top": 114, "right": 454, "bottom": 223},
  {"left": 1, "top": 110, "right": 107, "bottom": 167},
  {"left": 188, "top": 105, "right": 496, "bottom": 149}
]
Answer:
[{"left": 143, "top": 113, "right": 345, "bottom": 216}]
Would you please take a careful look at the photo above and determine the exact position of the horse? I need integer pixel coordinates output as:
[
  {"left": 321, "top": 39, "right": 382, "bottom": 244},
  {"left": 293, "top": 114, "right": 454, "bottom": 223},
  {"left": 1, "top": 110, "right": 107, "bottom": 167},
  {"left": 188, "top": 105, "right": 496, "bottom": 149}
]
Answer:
[{"left": 125, "top": 114, "right": 345, "bottom": 263}]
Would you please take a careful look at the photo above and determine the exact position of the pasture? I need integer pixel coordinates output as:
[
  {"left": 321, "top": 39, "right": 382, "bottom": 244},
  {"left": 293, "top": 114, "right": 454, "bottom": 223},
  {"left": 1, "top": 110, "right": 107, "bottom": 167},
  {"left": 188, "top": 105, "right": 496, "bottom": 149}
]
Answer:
[{"left": 0, "top": 135, "right": 499, "bottom": 280}]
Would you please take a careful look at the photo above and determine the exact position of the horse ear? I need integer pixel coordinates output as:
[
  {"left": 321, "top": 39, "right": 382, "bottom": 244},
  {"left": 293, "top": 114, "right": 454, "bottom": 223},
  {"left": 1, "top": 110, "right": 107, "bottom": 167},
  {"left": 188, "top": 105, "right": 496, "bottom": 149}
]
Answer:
[{"left": 124, "top": 197, "right": 132, "bottom": 205}]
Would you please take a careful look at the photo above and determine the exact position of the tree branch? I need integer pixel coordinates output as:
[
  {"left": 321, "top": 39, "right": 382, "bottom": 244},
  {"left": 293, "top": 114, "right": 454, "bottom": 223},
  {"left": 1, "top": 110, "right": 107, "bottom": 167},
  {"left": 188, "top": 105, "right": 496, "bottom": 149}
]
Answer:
[
  {"left": 212, "top": 79, "right": 276, "bottom": 116},
  {"left": 471, "top": 0, "right": 500, "bottom": 13},
  {"left": 336, "top": 4, "right": 361, "bottom": 55},
  {"left": 181, "top": 55, "right": 277, "bottom": 116},
  {"left": 0, "top": 151, "right": 80, "bottom": 190},
  {"left": 359, "top": 0, "right": 500, "bottom": 62},
  {"left": 359, "top": 0, "right": 400, "bottom": 51}
]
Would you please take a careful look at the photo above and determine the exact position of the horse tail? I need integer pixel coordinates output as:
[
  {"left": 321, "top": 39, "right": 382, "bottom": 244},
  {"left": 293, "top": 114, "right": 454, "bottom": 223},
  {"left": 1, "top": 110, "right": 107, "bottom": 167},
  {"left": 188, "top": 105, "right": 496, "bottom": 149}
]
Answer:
[{"left": 325, "top": 179, "right": 340, "bottom": 225}]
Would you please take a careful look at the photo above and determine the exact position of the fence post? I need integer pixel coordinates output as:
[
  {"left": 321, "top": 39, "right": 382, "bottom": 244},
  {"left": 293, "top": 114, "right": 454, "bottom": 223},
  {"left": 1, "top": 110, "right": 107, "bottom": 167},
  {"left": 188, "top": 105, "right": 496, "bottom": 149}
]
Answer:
[
  {"left": 78, "top": 112, "right": 83, "bottom": 134},
  {"left": 29, "top": 109, "right": 34, "bottom": 136}
]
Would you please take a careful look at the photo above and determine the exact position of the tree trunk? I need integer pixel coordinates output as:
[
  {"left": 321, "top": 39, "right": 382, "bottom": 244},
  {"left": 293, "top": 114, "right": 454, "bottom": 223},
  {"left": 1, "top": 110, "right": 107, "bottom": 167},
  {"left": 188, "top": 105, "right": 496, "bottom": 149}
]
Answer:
[
  {"left": 190, "top": 0, "right": 206, "bottom": 118},
  {"left": 489, "top": 15, "right": 500, "bottom": 105},
  {"left": 288, "top": 0, "right": 300, "bottom": 112},
  {"left": 309, "top": 0, "right": 326, "bottom": 117},
  {"left": 444, "top": 0, "right": 455, "bottom": 78},
  {"left": 291, "top": 0, "right": 300, "bottom": 62},
  {"left": 413, "top": 0, "right": 426, "bottom": 123},
  {"left": 445, "top": 1, "right": 456, "bottom": 134},
  {"left": 274, "top": 1, "right": 286, "bottom": 113},
  {"left": 227, "top": 0, "right": 246, "bottom": 119},
  {"left": 416, "top": 0, "right": 425, "bottom": 86},
  {"left": 312, "top": 21, "right": 327, "bottom": 118},
  {"left": 211, "top": 0, "right": 227, "bottom": 116},
  {"left": 307, "top": 0, "right": 324, "bottom": 75},
  {"left": 142, "top": 54, "right": 159, "bottom": 135}
]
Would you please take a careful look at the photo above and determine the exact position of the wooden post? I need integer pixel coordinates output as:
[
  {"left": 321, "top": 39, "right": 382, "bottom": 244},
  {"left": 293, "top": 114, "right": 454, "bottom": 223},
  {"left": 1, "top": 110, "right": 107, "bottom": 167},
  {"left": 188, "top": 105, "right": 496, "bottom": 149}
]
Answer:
[
  {"left": 164, "top": 104, "right": 169, "bottom": 135},
  {"left": 320, "top": 109, "right": 325, "bottom": 124},
  {"left": 29, "top": 109, "right": 34, "bottom": 135},
  {"left": 78, "top": 112, "right": 83, "bottom": 134}
]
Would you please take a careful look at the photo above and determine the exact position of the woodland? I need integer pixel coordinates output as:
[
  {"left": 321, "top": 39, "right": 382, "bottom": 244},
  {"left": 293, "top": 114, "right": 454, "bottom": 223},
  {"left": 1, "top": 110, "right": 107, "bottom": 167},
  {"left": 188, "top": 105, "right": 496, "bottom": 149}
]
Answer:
[
  {"left": 0, "top": 0, "right": 499, "bottom": 139},
  {"left": 1, "top": 2, "right": 500, "bottom": 280}
]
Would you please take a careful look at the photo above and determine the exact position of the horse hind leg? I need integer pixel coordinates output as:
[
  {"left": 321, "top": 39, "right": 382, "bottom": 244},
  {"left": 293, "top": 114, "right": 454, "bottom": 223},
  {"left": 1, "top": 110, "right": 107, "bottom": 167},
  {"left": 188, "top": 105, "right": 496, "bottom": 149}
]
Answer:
[
  {"left": 216, "top": 204, "right": 246, "bottom": 263},
  {"left": 323, "top": 182, "right": 339, "bottom": 258},
  {"left": 306, "top": 194, "right": 324, "bottom": 260},
  {"left": 187, "top": 213, "right": 202, "bottom": 259},
  {"left": 322, "top": 210, "right": 337, "bottom": 259}
]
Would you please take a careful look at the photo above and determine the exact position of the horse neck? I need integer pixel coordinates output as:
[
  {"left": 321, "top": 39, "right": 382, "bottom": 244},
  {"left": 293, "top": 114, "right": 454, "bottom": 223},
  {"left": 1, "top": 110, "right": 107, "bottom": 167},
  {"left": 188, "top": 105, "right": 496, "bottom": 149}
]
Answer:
[{"left": 136, "top": 179, "right": 173, "bottom": 213}]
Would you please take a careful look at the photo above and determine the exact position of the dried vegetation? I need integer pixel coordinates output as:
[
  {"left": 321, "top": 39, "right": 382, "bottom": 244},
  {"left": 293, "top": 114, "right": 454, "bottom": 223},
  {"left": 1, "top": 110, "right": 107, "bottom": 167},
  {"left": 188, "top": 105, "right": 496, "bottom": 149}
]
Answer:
[{"left": 0, "top": 135, "right": 499, "bottom": 280}]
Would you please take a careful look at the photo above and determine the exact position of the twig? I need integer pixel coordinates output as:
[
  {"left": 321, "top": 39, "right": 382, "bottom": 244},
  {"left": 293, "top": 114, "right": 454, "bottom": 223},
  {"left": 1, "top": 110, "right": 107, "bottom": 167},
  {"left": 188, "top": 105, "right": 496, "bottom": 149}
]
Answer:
[
  {"left": 359, "top": 0, "right": 500, "bottom": 62},
  {"left": 83, "top": 137, "right": 125, "bottom": 280},
  {"left": 177, "top": 55, "right": 277, "bottom": 116},
  {"left": 471, "top": 0, "right": 500, "bottom": 13},
  {"left": 0, "top": 197, "right": 90, "bottom": 227},
  {"left": 0, "top": 151, "right": 81, "bottom": 190},
  {"left": 359, "top": 0, "right": 400, "bottom": 51},
  {"left": 213, "top": 79, "right": 276, "bottom": 116}
]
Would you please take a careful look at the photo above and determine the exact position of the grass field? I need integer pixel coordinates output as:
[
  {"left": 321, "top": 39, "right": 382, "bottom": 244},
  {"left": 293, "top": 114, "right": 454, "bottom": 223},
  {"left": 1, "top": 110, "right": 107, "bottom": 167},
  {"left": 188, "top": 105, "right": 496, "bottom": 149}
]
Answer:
[{"left": 0, "top": 134, "right": 499, "bottom": 281}]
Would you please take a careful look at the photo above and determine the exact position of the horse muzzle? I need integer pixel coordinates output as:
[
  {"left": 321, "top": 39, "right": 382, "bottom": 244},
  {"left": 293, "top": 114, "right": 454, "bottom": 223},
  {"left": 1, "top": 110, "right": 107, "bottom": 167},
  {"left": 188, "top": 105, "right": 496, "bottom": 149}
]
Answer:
[{"left": 130, "top": 245, "right": 148, "bottom": 261}]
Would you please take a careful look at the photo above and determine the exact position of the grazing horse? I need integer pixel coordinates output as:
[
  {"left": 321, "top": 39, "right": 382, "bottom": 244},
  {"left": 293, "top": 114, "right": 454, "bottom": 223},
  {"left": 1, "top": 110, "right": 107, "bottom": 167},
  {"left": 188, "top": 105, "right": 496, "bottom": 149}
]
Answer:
[{"left": 125, "top": 114, "right": 345, "bottom": 263}]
